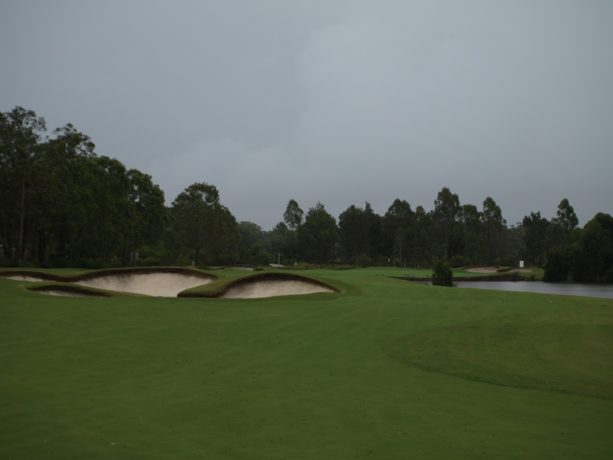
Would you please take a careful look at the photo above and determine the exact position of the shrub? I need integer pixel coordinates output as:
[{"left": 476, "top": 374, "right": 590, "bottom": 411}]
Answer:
[{"left": 432, "top": 259, "right": 453, "bottom": 287}]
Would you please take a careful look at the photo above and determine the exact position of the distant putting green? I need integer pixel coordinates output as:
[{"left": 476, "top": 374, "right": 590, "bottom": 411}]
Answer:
[{"left": 1, "top": 267, "right": 612, "bottom": 459}]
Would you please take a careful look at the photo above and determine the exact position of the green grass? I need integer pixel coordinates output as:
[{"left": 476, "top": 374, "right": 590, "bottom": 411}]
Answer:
[
  {"left": 1, "top": 267, "right": 612, "bottom": 459},
  {"left": 0, "top": 267, "right": 96, "bottom": 276},
  {"left": 390, "top": 295, "right": 613, "bottom": 399}
]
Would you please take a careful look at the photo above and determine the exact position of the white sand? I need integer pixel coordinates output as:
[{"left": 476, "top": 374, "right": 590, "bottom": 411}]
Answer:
[
  {"left": 36, "top": 289, "right": 92, "bottom": 298},
  {"left": 4, "top": 275, "right": 47, "bottom": 282},
  {"left": 222, "top": 280, "right": 333, "bottom": 299},
  {"left": 465, "top": 267, "right": 499, "bottom": 273},
  {"left": 75, "top": 272, "right": 212, "bottom": 297}
]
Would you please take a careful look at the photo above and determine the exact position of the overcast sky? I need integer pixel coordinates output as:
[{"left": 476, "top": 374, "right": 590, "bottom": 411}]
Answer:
[{"left": 2, "top": 0, "right": 612, "bottom": 228}]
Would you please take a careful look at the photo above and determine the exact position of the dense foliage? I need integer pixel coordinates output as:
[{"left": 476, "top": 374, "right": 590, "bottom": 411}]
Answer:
[
  {"left": 1, "top": 106, "right": 611, "bottom": 281},
  {"left": 431, "top": 259, "right": 453, "bottom": 287}
]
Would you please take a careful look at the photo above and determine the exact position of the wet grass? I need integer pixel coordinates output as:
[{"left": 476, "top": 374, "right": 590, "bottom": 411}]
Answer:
[{"left": 1, "top": 267, "right": 612, "bottom": 459}]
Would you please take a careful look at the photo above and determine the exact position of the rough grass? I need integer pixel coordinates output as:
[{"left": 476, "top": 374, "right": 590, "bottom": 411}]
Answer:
[{"left": 1, "top": 267, "right": 612, "bottom": 459}]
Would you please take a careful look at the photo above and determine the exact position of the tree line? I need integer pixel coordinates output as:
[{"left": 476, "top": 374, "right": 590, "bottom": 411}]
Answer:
[
  {"left": 1, "top": 106, "right": 611, "bottom": 282},
  {"left": 268, "top": 194, "right": 612, "bottom": 284}
]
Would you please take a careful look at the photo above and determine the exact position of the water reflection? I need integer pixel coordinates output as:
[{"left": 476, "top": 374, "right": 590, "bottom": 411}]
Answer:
[{"left": 455, "top": 281, "right": 613, "bottom": 299}]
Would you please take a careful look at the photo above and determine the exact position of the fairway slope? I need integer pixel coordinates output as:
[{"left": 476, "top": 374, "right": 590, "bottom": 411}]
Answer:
[{"left": 389, "top": 309, "right": 613, "bottom": 399}]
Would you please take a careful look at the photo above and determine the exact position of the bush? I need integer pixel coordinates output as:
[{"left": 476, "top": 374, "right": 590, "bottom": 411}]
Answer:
[{"left": 432, "top": 259, "right": 453, "bottom": 287}]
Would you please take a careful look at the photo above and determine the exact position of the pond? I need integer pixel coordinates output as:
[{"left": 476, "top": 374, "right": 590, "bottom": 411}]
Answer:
[{"left": 455, "top": 281, "right": 613, "bottom": 300}]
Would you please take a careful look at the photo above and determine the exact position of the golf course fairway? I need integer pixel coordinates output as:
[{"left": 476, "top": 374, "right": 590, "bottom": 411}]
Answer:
[{"left": 1, "top": 267, "right": 612, "bottom": 459}]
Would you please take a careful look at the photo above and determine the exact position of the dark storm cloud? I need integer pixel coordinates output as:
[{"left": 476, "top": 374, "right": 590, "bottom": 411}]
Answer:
[{"left": 2, "top": 0, "right": 612, "bottom": 227}]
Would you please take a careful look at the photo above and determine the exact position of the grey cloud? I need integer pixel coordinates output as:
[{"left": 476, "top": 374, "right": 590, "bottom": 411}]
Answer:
[{"left": 1, "top": 0, "right": 611, "bottom": 227}]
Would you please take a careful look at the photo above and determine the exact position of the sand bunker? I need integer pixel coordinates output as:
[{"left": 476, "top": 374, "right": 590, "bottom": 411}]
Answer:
[
  {"left": 75, "top": 272, "right": 212, "bottom": 297},
  {"left": 222, "top": 279, "right": 334, "bottom": 299},
  {"left": 34, "top": 288, "right": 101, "bottom": 298},
  {"left": 4, "top": 275, "right": 48, "bottom": 282},
  {"left": 465, "top": 267, "right": 500, "bottom": 273},
  {"left": 3, "top": 269, "right": 331, "bottom": 299}
]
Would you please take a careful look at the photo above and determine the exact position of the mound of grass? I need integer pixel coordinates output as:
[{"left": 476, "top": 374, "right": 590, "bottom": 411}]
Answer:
[{"left": 389, "top": 305, "right": 613, "bottom": 399}]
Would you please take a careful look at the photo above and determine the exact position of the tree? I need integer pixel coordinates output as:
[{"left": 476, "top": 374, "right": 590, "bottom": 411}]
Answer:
[
  {"left": 4, "top": 105, "right": 610, "bottom": 274},
  {"left": 297, "top": 203, "right": 338, "bottom": 263},
  {"left": 204, "top": 205, "right": 240, "bottom": 265},
  {"left": 554, "top": 198, "right": 578, "bottom": 231},
  {"left": 89, "top": 156, "right": 132, "bottom": 262},
  {"left": 522, "top": 212, "right": 550, "bottom": 266},
  {"left": 170, "top": 182, "right": 239, "bottom": 265},
  {"left": 0, "top": 106, "right": 46, "bottom": 262},
  {"left": 237, "top": 221, "right": 269, "bottom": 264},
  {"left": 381, "top": 199, "right": 413, "bottom": 265},
  {"left": 573, "top": 213, "right": 613, "bottom": 282},
  {"left": 30, "top": 124, "right": 97, "bottom": 263},
  {"left": 283, "top": 199, "right": 304, "bottom": 262},
  {"left": 125, "top": 169, "right": 166, "bottom": 262},
  {"left": 481, "top": 197, "right": 506, "bottom": 265},
  {"left": 542, "top": 198, "right": 581, "bottom": 276},
  {"left": 460, "top": 204, "right": 481, "bottom": 264},
  {"left": 410, "top": 206, "right": 433, "bottom": 266},
  {"left": 500, "top": 224, "right": 525, "bottom": 267},
  {"left": 283, "top": 199, "right": 304, "bottom": 231},
  {"left": 543, "top": 246, "right": 574, "bottom": 282},
  {"left": 433, "top": 187, "right": 461, "bottom": 260},
  {"left": 545, "top": 198, "right": 579, "bottom": 249},
  {"left": 268, "top": 222, "right": 292, "bottom": 264},
  {"left": 338, "top": 202, "right": 381, "bottom": 264}
]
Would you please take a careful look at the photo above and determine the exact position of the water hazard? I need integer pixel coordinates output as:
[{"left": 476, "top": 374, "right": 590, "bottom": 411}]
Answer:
[{"left": 456, "top": 281, "right": 613, "bottom": 299}]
